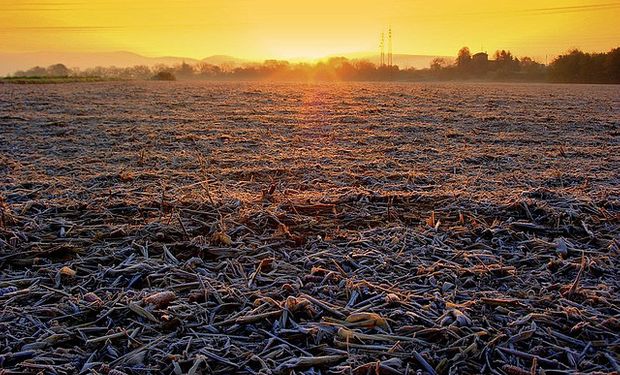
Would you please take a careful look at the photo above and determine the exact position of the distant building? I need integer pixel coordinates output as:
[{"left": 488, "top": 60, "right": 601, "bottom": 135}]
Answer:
[
  {"left": 472, "top": 52, "right": 490, "bottom": 74},
  {"left": 472, "top": 52, "right": 488, "bottom": 63}
]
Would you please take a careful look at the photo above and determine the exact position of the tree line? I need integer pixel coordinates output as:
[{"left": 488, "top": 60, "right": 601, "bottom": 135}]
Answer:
[
  {"left": 9, "top": 47, "right": 620, "bottom": 83},
  {"left": 548, "top": 48, "right": 620, "bottom": 83},
  {"left": 430, "top": 47, "right": 547, "bottom": 81}
]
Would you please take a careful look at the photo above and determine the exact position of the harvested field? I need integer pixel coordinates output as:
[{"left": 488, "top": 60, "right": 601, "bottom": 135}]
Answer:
[{"left": 0, "top": 81, "right": 619, "bottom": 374}]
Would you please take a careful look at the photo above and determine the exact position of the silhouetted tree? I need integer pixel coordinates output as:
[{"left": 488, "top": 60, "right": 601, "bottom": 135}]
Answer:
[
  {"left": 153, "top": 71, "right": 176, "bottom": 81},
  {"left": 14, "top": 66, "right": 47, "bottom": 77},
  {"left": 456, "top": 47, "right": 472, "bottom": 73},
  {"left": 517, "top": 56, "right": 545, "bottom": 80},
  {"left": 175, "top": 61, "right": 194, "bottom": 78},
  {"left": 491, "top": 50, "right": 520, "bottom": 78},
  {"left": 547, "top": 48, "right": 620, "bottom": 83},
  {"left": 196, "top": 62, "right": 221, "bottom": 78},
  {"left": 430, "top": 58, "right": 450, "bottom": 71},
  {"left": 47, "top": 64, "right": 70, "bottom": 77},
  {"left": 606, "top": 48, "right": 620, "bottom": 83},
  {"left": 10, "top": 46, "right": 617, "bottom": 83},
  {"left": 354, "top": 60, "right": 377, "bottom": 80},
  {"left": 30, "top": 66, "right": 48, "bottom": 77},
  {"left": 126, "top": 65, "right": 153, "bottom": 80},
  {"left": 329, "top": 57, "right": 356, "bottom": 80}
]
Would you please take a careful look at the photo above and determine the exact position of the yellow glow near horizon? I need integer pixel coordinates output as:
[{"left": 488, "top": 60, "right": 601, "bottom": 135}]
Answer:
[{"left": 0, "top": 0, "right": 619, "bottom": 61}]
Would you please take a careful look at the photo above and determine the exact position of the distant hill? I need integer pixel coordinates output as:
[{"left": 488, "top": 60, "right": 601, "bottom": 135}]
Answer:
[
  {"left": 201, "top": 55, "right": 248, "bottom": 66},
  {"left": 0, "top": 51, "right": 204, "bottom": 76},
  {"left": 0, "top": 51, "right": 255, "bottom": 76}
]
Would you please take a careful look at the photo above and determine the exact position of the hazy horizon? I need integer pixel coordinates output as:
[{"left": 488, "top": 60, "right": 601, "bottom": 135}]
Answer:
[{"left": 0, "top": 50, "right": 456, "bottom": 76}]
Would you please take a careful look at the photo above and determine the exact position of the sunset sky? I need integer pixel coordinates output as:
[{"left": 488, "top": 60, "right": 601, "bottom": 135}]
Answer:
[{"left": 1, "top": 0, "right": 619, "bottom": 61}]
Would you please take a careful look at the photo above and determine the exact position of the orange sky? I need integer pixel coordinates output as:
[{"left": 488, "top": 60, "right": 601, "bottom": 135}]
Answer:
[{"left": 1, "top": 0, "right": 618, "bottom": 60}]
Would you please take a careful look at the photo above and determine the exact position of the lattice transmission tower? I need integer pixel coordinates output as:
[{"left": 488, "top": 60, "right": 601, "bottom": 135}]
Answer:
[
  {"left": 380, "top": 32, "right": 385, "bottom": 67},
  {"left": 388, "top": 27, "right": 393, "bottom": 67}
]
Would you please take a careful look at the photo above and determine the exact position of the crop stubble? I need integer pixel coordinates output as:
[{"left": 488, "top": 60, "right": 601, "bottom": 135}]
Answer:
[{"left": 0, "top": 81, "right": 619, "bottom": 374}]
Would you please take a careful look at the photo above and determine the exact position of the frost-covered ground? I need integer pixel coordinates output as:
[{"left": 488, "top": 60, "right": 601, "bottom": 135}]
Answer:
[{"left": 0, "top": 82, "right": 618, "bottom": 374}]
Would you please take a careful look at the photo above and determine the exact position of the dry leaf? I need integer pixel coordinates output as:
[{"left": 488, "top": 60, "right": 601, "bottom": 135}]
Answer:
[
  {"left": 385, "top": 293, "right": 401, "bottom": 304},
  {"left": 345, "top": 312, "right": 389, "bottom": 329},
  {"left": 119, "top": 170, "right": 133, "bottom": 182},
  {"left": 59, "top": 266, "right": 76, "bottom": 277},
  {"left": 272, "top": 223, "right": 292, "bottom": 238},
  {"left": 83, "top": 292, "right": 103, "bottom": 307},
  {"left": 426, "top": 211, "right": 435, "bottom": 227},
  {"left": 212, "top": 231, "right": 232, "bottom": 246},
  {"left": 144, "top": 291, "right": 177, "bottom": 308}
]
